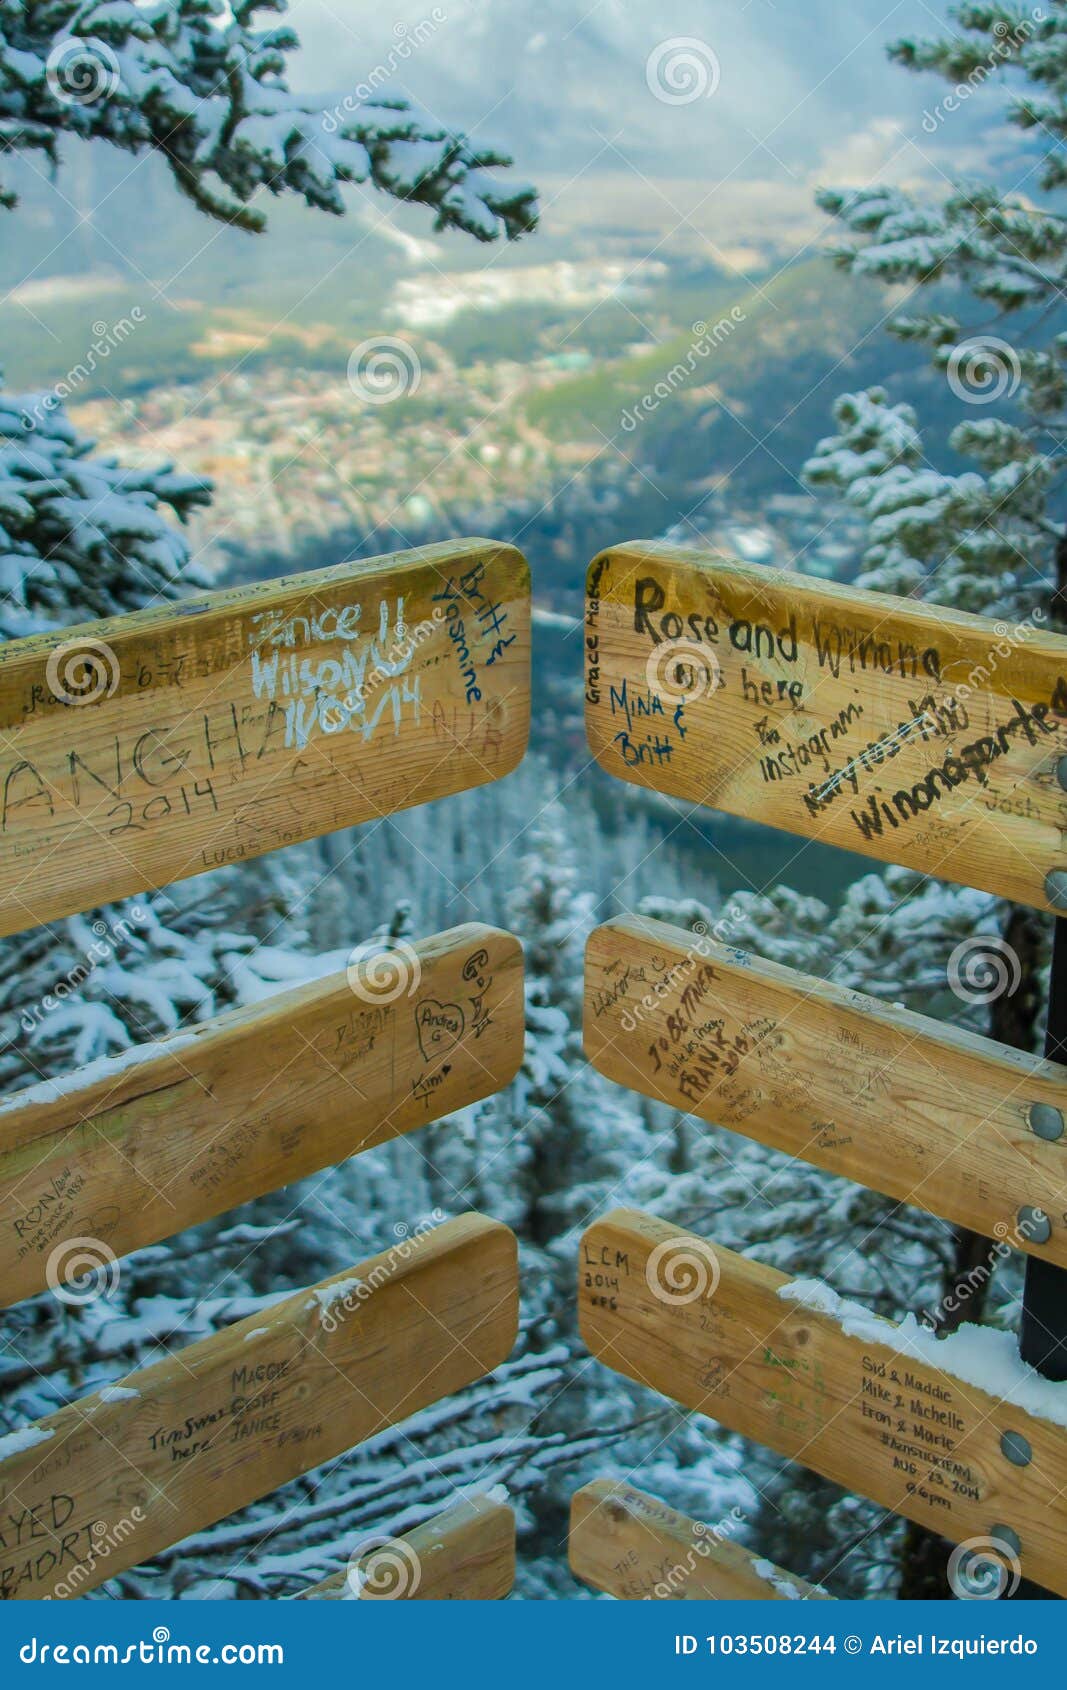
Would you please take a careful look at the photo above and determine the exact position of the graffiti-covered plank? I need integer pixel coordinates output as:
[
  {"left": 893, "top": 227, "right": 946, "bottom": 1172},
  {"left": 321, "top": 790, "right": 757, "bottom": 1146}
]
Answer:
[
  {"left": 0, "top": 925, "right": 523, "bottom": 1307},
  {"left": 580, "top": 1210, "right": 1067, "bottom": 1598},
  {"left": 585, "top": 544, "right": 1067, "bottom": 911},
  {"left": 0, "top": 1215, "right": 517, "bottom": 1598},
  {"left": 0, "top": 540, "right": 530, "bottom": 936},
  {"left": 585, "top": 915, "right": 1067, "bottom": 1268},
  {"left": 299, "top": 1493, "right": 516, "bottom": 1600},
  {"left": 569, "top": 1480, "right": 831, "bottom": 1600}
]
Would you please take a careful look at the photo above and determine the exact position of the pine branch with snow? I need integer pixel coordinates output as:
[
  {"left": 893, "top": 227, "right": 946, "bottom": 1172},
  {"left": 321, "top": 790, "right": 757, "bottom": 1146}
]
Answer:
[
  {"left": 0, "top": 380, "right": 210, "bottom": 637},
  {"left": 803, "top": 386, "right": 1058, "bottom": 614},
  {"left": 0, "top": 0, "right": 537, "bottom": 240},
  {"left": 888, "top": 3, "right": 1067, "bottom": 191}
]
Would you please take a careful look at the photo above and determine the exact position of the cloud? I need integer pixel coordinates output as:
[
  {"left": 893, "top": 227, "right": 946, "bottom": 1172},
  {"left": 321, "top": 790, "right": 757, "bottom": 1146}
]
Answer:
[{"left": 286, "top": 0, "right": 975, "bottom": 181}]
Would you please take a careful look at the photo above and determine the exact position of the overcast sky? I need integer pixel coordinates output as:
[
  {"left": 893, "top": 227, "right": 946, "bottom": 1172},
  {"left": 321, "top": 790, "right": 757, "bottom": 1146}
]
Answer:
[
  {"left": 286, "top": 0, "right": 1000, "bottom": 174},
  {"left": 2, "top": 0, "right": 1036, "bottom": 287},
  {"left": 276, "top": 0, "right": 1026, "bottom": 260},
  {"left": 289, "top": 2, "right": 934, "bottom": 143}
]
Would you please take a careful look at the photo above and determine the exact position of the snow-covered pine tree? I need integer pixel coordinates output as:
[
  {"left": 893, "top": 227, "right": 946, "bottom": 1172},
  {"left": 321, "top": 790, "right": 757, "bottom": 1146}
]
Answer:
[{"left": 802, "top": 1, "right": 1067, "bottom": 619}]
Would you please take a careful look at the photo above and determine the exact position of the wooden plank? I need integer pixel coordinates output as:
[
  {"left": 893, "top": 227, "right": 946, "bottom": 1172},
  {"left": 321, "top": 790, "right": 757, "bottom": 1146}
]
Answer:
[
  {"left": 579, "top": 1209, "right": 1067, "bottom": 1599},
  {"left": 299, "top": 1492, "right": 515, "bottom": 1599},
  {"left": 585, "top": 543, "right": 1067, "bottom": 912},
  {"left": 585, "top": 915, "right": 1067, "bottom": 1269},
  {"left": 0, "top": 924, "right": 523, "bottom": 1308},
  {"left": 569, "top": 1479, "right": 831, "bottom": 1600},
  {"left": 0, "top": 539, "right": 529, "bottom": 937},
  {"left": 0, "top": 1213, "right": 517, "bottom": 1599}
]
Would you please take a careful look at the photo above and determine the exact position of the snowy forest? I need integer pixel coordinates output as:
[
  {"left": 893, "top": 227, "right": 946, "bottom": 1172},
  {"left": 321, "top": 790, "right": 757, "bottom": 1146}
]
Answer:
[{"left": 2, "top": 0, "right": 1067, "bottom": 1602}]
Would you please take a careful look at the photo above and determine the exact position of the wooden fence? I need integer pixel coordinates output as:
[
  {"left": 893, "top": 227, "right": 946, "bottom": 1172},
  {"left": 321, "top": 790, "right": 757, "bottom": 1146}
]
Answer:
[
  {"left": 299, "top": 1492, "right": 516, "bottom": 1600},
  {"left": 570, "top": 1480, "right": 831, "bottom": 1601},
  {"left": 0, "top": 538, "right": 529, "bottom": 936},
  {"left": 6, "top": 530, "right": 1065, "bottom": 1602},
  {"left": 0, "top": 541, "right": 531, "bottom": 1600},
  {"left": 1, "top": 922, "right": 523, "bottom": 1306},
  {"left": 0, "top": 1214, "right": 517, "bottom": 1599},
  {"left": 578, "top": 543, "right": 1067, "bottom": 1598}
]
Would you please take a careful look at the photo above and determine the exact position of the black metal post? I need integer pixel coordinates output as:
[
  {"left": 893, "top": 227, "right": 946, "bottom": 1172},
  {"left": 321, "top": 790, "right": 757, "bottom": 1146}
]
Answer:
[{"left": 1019, "top": 919, "right": 1067, "bottom": 1381}]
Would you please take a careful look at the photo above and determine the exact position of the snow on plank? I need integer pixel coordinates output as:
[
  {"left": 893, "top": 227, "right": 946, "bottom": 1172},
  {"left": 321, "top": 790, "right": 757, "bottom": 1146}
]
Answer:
[
  {"left": 569, "top": 1479, "right": 831, "bottom": 1601},
  {"left": 0, "top": 1214, "right": 518, "bottom": 1599},
  {"left": 585, "top": 915, "right": 1067, "bottom": 1269},
  {"left": 580, "top": 1210, "right": 1067, "bottom": 1599},
  {"left": 298, "top": 1492, "right": 515, "bottom": 1599},
  {"left": 0, "top": 924, "right": 523, "bottom": 1308},
  {"left": 585, "top": 543, "right": 1067, "bottom": 912},
  {"left": 0, "top": 539, "right": 530, "bottom": 937}
]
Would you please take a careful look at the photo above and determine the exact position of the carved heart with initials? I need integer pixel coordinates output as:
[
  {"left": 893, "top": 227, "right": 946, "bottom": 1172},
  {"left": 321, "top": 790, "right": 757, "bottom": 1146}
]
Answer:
[{"left": 415, "top": 999, "right": 466, "bottom": 1064}]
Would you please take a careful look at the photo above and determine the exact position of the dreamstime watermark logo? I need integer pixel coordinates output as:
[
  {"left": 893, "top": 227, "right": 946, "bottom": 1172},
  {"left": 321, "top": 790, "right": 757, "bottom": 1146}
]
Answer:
[
  {"left": 940, "top": 607, "right": 1047, "bottom": 717},
  {"left": 918, "top": 1209, "right": 1050, "bottom": 1333},
  {"left": 19, "top": 1631, "right": 284, "bottom": 1665},
  {"left": 947, "top": 936, "right": 1021, "bottom": 1006},
  {"left": 621, "top": 309, "right": 746, "bottom": 432},
  {"left": 645, "top": 1237, "right": 720, "bottom": 1305},
  {"left": 43, "top": 1509, "right": 146, "bottom": 1600},
  {"left": 946, "top": 336, "right": 1022, "bottom": 405},
  {"left": 20, "top": 906, "right": 149, "bottom": 1035},
  {"left": 645, "top": 636, "right": 722, "bottom": 706},
  {"left": 318, "top": 1210, "right": 444, "bottom": 1335},
  {"left": 948, "top": 1535, "right": 1022, "bottom": 1600},
  {"left": 619, "top": 910, "right": 746, "bottom": 1034},
  {"left": 46, "top": 1237, "right": 120, "bottom": 1307},
  {"left": 45, "top": 37, "right": 120, "bottom": 106},
  {"left": 20, "top": 312, "right": 147, "bottom": 433},
  {"left": 346, "top": 938, "right": 422, "bottom": 1004},
  {"left": 921, "top": 10, "right": 1045, "bottom": 133},
  {"left": 347, "top": 336, "right": 422, "bottom": 404},
  {"left": 646, "top": 1506, "right": 747, "bottom": 1598},
  {"left": 322, "top": 11, "right": 447, "bottom": 130},
  {"left": 645, "top": 37, "right": 720, "bottom": 105},
  {"left": 321, "top": 605, "right": 445, "bottom": 733},
  {"left": 345, "top": 1533, "right": 423, "bottom": 1598},
  {"left": 45, "top": 638, "right": 120, "bottom": 706}
]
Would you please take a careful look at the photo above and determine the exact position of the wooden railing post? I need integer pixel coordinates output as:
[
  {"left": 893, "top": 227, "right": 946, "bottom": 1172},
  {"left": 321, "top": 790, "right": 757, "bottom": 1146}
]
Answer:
[{"left": 1021, "top": 921, "right": 1067, "bottom": 1381}]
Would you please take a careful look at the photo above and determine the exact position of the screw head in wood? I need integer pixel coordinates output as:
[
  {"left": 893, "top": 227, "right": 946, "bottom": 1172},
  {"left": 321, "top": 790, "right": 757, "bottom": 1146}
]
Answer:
[
  {"left": 1000, "top": 1431, "right": 1033, "bottom": 1467},
  {"left": 1017, "top": 1205, "right": 1052, "bottom": 1245},
  {"left": 990, "top": 1523, "right": 1022, "bottom": 1559},
  {"left": 1028, "top": 1102, "right": 1065, "bottom": 1142}
]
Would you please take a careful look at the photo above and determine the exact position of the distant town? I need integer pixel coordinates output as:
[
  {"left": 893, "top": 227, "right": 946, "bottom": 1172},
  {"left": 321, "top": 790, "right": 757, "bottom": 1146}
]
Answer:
[{"left": 73, "top": 364, "right": 865, "bottom": 595}]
